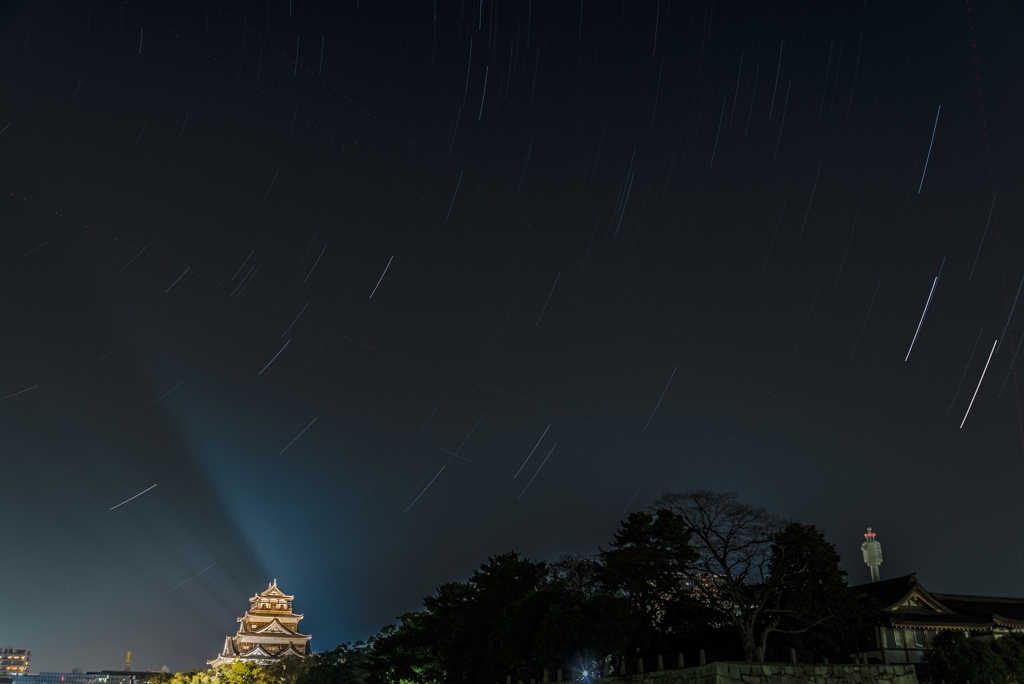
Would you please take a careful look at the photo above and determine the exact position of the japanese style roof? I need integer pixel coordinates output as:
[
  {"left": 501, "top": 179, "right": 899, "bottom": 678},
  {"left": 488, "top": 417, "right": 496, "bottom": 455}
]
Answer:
[
  {"left": 852, "top": 573, "right": 1024, "bottom": 631},
  {"left": 210, "top": 581, "right": 312, "bottom": 668},
  {"left": 238, "top": 645, "right": 274, "bottom": 660},
  {"left": 238, "top": 610, "right": 305, "bottom": 622},
  {"left": 931, "top": 592, "right": 1024, "bottom": 625},
  {"left": 235, "top": 620, "right": 311, "bottom": 640},
  {"left": 249, "top": 580, "right": 294, "bottom": 602},
  {"left": 252, "top": 619, "right": 299, "bottom": 636}
]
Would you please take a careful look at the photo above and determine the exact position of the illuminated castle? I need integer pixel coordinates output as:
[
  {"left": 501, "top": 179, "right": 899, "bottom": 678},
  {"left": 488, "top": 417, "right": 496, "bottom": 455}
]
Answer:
[{"left": 208, "top": 580, "right": 312, "bottom": 667}]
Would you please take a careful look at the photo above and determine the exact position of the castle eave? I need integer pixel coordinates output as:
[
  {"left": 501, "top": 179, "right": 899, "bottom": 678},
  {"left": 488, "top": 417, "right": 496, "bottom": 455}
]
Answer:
[
  {"left": 232, "top": 634, "right": 311, "bottom": 645},
  {"left": 238, "top": 612, "right": 304, "bottom": 621}
]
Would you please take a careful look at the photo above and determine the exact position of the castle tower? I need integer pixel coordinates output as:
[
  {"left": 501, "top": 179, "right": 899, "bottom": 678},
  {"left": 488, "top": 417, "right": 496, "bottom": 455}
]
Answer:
[
  {"left": 208, "top": 580, "right": 312, "bottom": 667},
  {"left": 861, "top": 527, "right": 883, "bottom": 583}
]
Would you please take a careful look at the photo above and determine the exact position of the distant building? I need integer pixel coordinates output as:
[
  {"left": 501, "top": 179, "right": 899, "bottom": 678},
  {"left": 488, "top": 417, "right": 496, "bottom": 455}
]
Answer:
[
  {"left": 23, "top": 673, "right": 162, "bottom": 684},
  {"left": 30, "top": 674, "right": 99, "bottom": 684},
  {"left": 0, "top": 648, "right": 30, "bottom": 676},
  {"left": 852, "top": 529, "right": 1024, "bottom": 665},
  {"left": 92, "top": 672, "right": 165, "bottom": 683},
  {"left": 208, "top": 580, "right": 312, "bottom": 667}
]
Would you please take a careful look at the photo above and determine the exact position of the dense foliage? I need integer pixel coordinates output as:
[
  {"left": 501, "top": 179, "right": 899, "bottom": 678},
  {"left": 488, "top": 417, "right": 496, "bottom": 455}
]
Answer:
[
  {"left": 147, "top": 646, "right": 372, "bottom": 684},
  {"left": 925, "top": 631, "right": 1024, "bottom": 684},
  {"left": 166, "top": 491, "right": 877, "bottom": 684},
  {"left": 365, "top": 491, "right": 871, "bottom": 682},
  {"left": 760, "top": 523, "right": 874, "bottom": 663}
]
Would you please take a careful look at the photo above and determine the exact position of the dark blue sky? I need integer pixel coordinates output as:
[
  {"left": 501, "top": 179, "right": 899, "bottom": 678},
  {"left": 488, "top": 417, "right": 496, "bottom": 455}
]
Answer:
[{"left": 2, "top": 0, "right": 1024, "bottom": 673}]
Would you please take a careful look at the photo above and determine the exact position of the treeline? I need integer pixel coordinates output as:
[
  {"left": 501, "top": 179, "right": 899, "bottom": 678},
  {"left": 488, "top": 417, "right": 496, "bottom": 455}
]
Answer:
[
  {"left": 144, "top": 655, "right": 368, "bottom": 684},
  {"left": 361, "top": 491, "right": 874, "bottom": 684},
  {"left": 153, "top": 490, "right": 877, "bottom": 684}
]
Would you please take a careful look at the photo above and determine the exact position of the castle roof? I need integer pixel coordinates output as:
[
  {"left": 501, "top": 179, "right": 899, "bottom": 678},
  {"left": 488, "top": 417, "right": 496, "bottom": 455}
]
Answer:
[
  {"left": 852, "top": 573, "right": 1024, "bottom": 631},
  {"left": 237, "top": 645, "right": 274, "bottom": 660},
  {"left": 242, "top": 618, "right": 309, "bottom": 639},
  {"left": 209, "top": 581, "right": 311, "bottom": 668},
  {"left": 249, "top": 579, "right": 295, "bottom": 602},
  {"left": 239, "top": 612, "right": 305, "bottom": 622}
]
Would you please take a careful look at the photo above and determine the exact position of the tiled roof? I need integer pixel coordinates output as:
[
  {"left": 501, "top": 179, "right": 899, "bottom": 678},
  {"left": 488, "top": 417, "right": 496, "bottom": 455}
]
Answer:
[{"left": 852, "top": 573, "right": 1024, "bottom": 630}]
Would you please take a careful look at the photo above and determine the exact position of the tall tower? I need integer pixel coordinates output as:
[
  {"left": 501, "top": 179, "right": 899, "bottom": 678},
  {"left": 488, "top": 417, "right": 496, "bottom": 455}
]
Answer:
[{"left": 861, "top": 527, "right": 883, "bottom": 582}]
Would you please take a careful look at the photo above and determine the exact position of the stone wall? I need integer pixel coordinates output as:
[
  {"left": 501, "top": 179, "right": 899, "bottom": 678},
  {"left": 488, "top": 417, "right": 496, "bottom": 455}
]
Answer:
[{"left": 586, "top": 662, "right": 917, "bottom": 684}]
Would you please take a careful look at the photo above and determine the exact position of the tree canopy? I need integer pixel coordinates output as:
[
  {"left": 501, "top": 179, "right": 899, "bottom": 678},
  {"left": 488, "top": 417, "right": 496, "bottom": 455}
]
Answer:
[
  {"left": 163, "top": 491, "right": 879, "bottom": 684},
  {"left": 363, "top": 490, "right": 873, "bottom": 680},
  {"left": 925, "top": 630, "right": 1024, "bottom": 684}
]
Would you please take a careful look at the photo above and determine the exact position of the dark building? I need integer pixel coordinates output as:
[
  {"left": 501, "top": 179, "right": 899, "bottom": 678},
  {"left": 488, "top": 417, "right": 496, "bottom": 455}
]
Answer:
[
  {"left": 22, "top": 673, "right": 165, "bottom": 684},
  {"left": 852, "top": 573, "right": 1024, "bottom": 664}
]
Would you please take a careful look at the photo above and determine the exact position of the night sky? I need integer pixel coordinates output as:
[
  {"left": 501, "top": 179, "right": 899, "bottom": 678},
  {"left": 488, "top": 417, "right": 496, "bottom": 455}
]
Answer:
[{"left": 2, "top": 0, "right": 1024, "bottom": 674}]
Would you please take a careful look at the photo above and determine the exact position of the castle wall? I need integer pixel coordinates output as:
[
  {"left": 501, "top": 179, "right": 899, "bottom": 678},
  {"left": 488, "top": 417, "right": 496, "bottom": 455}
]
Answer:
[{"left": 578, "top": 662, "right": 918, "bottom": 684}]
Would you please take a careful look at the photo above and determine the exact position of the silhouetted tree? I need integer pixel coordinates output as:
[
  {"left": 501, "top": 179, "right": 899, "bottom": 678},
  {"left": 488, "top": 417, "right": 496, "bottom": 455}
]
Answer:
[
  {"left": 532, "top": 591, "right": 629, "bottom": 676},
  {"left": 368, "top": 491, "right": 875, "bottom": 678},
  {"left": 545, "top": 554, "right": 602, "bottom": 599},
  {"left": 990, "top": 635, "right": 1024, "bottom": 681},
  {"left": 653, "top": 490, "right": 783, "bottom": 661},
  {"left": 599, "top": 510, "right": 701, "bottom": 661},
  {"left": 524, "top": 554, "right": 628, "bottom": 674},
  {"left": 265, "top": 644, "right": 370, "bottom": 684},
  {"left": 759, "top": 523, "right": 873, "bottom": 662},
  {"left": 925, "top": 630, "right": 1011, "bottom": 684},
  {"left": 367, "top": 552, "right": 546, "bottom": 684}
]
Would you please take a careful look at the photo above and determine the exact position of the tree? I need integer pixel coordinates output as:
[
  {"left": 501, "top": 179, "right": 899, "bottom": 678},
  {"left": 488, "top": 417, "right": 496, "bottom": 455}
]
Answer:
[
  {"left": 164, "top": 670, "right": 214, "bottom": 684},
  {"left": 990, "top": 635, "right": 1024, "bottom": 682},
  {"left": 367, "top": 552, "right": 547, "bottom": 684},
  {"left": 532, "top": 591, "right": 630, "bottom": 676},
  {"left": 655, "top": 492, "right": 879, "bottom": 663},
  {"left": 600, "top": 511, "right": 696, "bottom": 619},
  {"left": 156, "top": 653, "right": 370, "bottom": 684},
  {"left": 494, "top": 587, "right": 565, "bottom": 672},
  {"left": 366, "top": 616, "right": 440, "bottom": 684},
  {"left": 468, "top": 552, "right": 548, "bottom": 680},
  {"left": 759, "top": 523, "right": 873, "bottom": 662},
  {"left": 265, "top": 644, "right": 370, "bottom": 684},
  {"left": 368, "top": 493, "right": 867, "bottom": 675},
  {"left": 546, "top": 554, "right": 602, "bottom": 600},
  {"left": 527, "top": 554, "right": 630, "bottom": 676},
  {"left": 599, "top": 510, "right": 700, "bottom": 660},
  {"left": 367, "top": 582, "right": 474, "bottom": 684},
  {"left": 652, "top": 490, "right": 783, "bottom": 661},
  {"left": 138, "top": 672, "right": 176, "bottom": 684},
  {"left": 925, "top": 630, "right": 1011, "bottom": 684}
]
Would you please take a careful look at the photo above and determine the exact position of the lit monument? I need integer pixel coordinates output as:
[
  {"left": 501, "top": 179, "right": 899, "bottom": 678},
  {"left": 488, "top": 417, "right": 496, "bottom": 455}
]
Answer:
[
  {"left": 861, "top": 527, "right": 883, "bottom": 583},
  {"left": 208, "top": 580, "right": 312, "bottom": 667}
]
